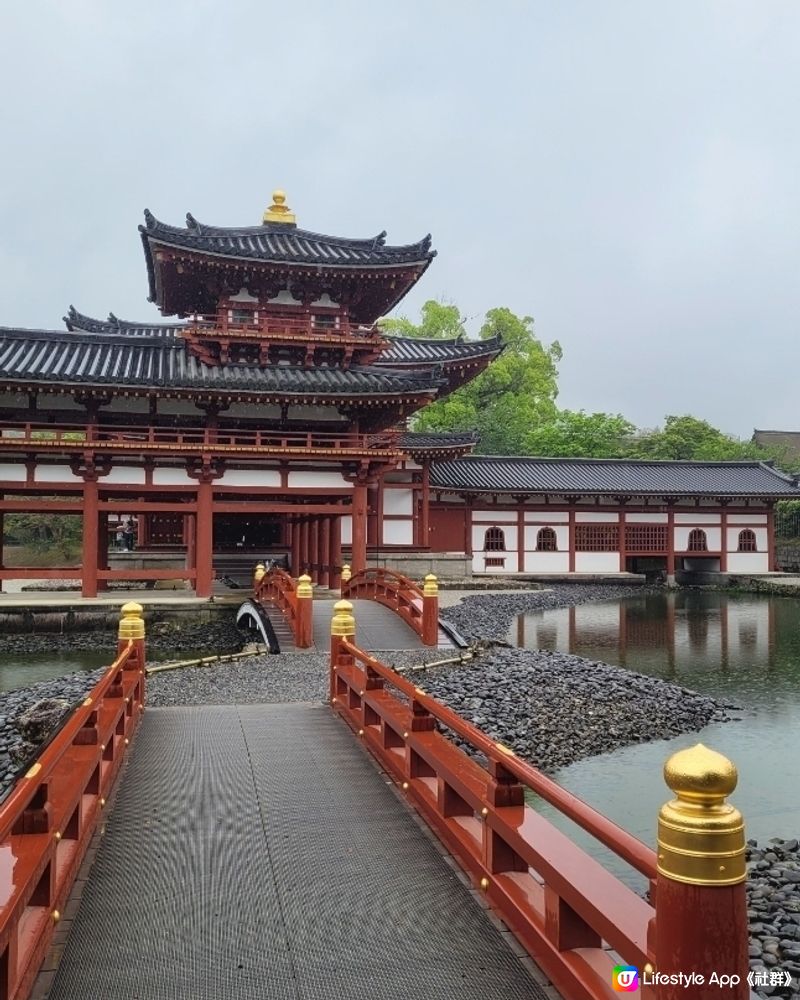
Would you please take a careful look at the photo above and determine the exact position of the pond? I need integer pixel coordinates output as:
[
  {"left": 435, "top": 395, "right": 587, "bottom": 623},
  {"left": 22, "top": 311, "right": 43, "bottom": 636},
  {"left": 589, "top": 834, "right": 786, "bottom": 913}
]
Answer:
[{"left": 512, "top": 591, "right": 800, "bottom": 884}]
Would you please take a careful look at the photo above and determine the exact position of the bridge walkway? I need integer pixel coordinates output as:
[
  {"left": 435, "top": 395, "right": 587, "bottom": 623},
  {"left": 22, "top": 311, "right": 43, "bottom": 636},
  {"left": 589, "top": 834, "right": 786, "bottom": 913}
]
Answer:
[{"left": 43, "top": 703, "right": 546, "bottom": 1000}]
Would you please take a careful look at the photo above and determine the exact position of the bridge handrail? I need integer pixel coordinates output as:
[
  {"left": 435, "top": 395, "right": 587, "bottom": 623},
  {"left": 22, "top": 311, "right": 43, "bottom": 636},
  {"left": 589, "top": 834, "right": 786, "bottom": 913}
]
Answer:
[
  {"left": 338, "top": 637, "right": 655, "bottom": 879},
  {"left": 254, "top": 566, "right": 313, "bottom": 648},
  {"left": 0, "top": 604, "right": 145, "bottom": 1000},
  {"left": 341, "top": 567, "right": 439, "bottom": 646}
]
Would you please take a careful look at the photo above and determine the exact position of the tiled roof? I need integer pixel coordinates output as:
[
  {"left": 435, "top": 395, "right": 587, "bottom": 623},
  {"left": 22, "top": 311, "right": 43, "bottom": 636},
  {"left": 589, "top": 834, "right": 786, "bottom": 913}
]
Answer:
[
  {"left": 0, "top": 328, "right": 444, "bottom": 398},
  {"left": 65, "top": 307, "right": 183, "bottom": 338},
  {"left": 140, "top": 211, "right": 436, "bottom": 269},
  {"left": 400, "top": 431, "right": 479, "bottom": 456},
  {"left": 752, "top": 430, "right": 800, "bottom": 460},
  {"left": 380, "top": 336, "right": 502, "bottom": 365},
  {"left": 430, "top": 456, "right": 800, "bottom": 497}
]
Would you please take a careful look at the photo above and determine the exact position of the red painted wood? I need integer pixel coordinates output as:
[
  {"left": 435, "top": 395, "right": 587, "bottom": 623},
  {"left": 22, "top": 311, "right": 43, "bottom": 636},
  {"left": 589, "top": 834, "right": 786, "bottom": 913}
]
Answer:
[
  {"left": 568, "top": 507, "right": 576, "bottom": 572},
  {"left": 255, "top": 568, "right": 313, "bottom": 648},
  {"left": 319, "top": 518, "right": 331, "bottom": 588},
  {"left": 81, "top": 479, "right": 99, "bottom": 599},
  {"left": 351, "top": 483, "right": 368, "bottom": 575},
  {"left": 329, "top": 517, "right": 342, "bottom": 590},
  {"left": 195, "top": 479, "right": 213, "bottom": 598},
  {"left": 420, "top": 461, "right": 430, "bottom": 548}
]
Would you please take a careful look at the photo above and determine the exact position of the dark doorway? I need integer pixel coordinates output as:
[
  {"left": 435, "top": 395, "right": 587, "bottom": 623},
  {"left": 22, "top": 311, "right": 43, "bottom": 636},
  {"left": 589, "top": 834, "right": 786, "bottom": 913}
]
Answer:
[{"left": 213, "top": 515, "right": 281, "bottom": 551}]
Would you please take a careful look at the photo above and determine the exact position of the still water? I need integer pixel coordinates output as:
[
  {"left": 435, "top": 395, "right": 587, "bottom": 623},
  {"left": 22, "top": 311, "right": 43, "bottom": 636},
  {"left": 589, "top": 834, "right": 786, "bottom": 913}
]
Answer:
[{"left": 512, "top": 592, "right": 800, "bottom": 883}]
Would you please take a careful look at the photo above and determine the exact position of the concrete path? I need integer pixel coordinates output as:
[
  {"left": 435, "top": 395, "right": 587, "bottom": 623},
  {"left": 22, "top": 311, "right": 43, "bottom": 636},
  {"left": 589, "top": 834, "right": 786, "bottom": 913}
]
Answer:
[{"left": 42, "top": 704, "right": 546, "bottom": 1000}]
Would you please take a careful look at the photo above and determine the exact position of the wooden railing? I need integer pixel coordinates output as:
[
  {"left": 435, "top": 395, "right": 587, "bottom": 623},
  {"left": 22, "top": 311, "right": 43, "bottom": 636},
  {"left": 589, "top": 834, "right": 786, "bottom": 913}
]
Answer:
[
  {"left": 329, "top": 600, "right": 750, "bottom": 1000},
  {"left": 0, "top": 423, "right": 401, "bottom": 457},
  {"left": 0, "top": 603, "right": 145, "bottom": 1000},
  {"left": 253, "top": 565, "right": 313, "bottom": 648},
  {"left": 341, "top": 567, "right": 439, "bottom": 646}
]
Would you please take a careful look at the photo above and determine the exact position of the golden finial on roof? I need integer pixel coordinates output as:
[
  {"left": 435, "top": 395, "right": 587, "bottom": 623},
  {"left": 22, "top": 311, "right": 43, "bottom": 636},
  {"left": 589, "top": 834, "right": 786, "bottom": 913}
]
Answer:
[{"left": 263, "top": 189, "right": 296, "bottom": 225}]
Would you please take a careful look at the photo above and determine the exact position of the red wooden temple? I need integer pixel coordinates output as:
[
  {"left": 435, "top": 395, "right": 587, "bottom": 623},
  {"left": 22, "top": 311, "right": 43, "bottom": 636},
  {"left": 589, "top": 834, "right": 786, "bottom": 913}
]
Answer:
[{"left": 0, "top": 189, "right": 797, "bottom": 596}]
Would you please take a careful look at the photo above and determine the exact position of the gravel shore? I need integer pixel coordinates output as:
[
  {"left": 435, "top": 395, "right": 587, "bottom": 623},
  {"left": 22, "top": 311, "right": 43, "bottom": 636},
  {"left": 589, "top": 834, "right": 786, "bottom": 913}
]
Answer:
[{"left": 748, "top": 839, "right": 800, "bottom": 998}]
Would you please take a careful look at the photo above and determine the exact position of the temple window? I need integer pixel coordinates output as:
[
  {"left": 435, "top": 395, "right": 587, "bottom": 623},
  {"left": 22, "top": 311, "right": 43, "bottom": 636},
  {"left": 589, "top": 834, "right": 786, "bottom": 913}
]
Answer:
[
  {"left": 687, "top": 528, "right": 708, "bottom": 552},
  {"left": 484, "top": 527, "right": 506, "bottom": 552},
  {"left": 230, "top": 308, "right": 256, "bottom": 325},
  {"left": 737, "top": 528, "right": 757, "bottom": 552},
  {"left": 536, "top": 527, "right": 558, "bottom": 552},
  {"left": 313, "top": 313, "right": 337, "bottom": 329},
  {"left": 575, "top": 524, "right": 619, "bottom": 551}
]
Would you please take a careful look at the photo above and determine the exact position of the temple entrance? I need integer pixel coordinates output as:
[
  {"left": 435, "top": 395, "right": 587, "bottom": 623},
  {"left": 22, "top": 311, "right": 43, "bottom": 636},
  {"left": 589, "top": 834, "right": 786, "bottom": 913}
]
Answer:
[{"left": 213, "top": 514, "right": 282, "bottom": 551}]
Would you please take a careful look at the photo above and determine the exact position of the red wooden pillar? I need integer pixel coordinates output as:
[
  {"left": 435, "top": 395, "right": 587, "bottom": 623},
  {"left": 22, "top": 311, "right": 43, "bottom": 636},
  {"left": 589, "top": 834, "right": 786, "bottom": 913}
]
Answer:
[
  {"left": 464, "top": 496, "right": 473, "bottom": 557},
  {"left": 517, "top": 505, "right": 525, "bottom": 573},
  {"left": 720, "top": 507, "right": 728, "bottom": 573},
  {"left": 97, "top": 511, "right": 109, "bottom": 592},
  {"left": 568, "top": 507, "right": 576, "bottom": 573},
  {"left": 310, "top": 518, "right": 320, "bottom": 583},
  {"left": 291, "top": 518, "right": 301, "bottom": 575},
  {"left": 367, "top": 484, "right": 379, "bottom": 547},
  {"left": 185, "top": 513, "right": 196, "bottom": 579},
  {"left": 666, "top": 508, "right": 676, "bottom": 580},
  {"left": 300, "top": 518, "right": 309, "bottom": 574},
  {"left": 137, "top": 512, "right": 150, "bottom": 549},
  {"left": 319, "top": 517, "right": 331, "bottom": 588},
  {"left": 619, "top": 509, "right": 627, "bottom": 573},
  {"left": 420, "top": 461, "right": 430, "bottom": 549},
  {"left": 352, "top": 483, "right": 368, "bottom": 574},
  {"left": 329, "top": 516, "right": 342, "bottom": 590},
  {"left": 0, "top": 506, "right": 4, "bottom": 592},
  {"left": 195, "top": 479, "right": 214, "bottom": 598},
  {"left": 82, "top": 478, "right": 99, "bottom": 598},
  {"left": 767, "top": 505, "right": 776, "bottom": 570}
]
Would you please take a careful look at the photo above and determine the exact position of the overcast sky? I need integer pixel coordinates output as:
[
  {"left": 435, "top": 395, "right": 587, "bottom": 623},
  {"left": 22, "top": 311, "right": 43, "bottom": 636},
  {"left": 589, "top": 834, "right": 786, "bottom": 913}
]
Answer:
[{"left": 1, "top": 1, "right": 797, "bottom": 438}]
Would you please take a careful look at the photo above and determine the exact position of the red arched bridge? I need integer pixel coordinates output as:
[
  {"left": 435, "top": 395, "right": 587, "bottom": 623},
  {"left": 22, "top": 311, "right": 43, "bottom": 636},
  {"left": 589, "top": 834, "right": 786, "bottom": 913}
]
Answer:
[{"left": 0, "top": 580, "right": 751, "bottom": 1000}]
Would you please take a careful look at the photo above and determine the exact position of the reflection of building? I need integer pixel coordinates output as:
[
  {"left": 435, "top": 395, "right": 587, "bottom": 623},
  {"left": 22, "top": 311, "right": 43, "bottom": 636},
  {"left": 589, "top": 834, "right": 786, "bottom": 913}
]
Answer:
[{"left": 0, "top": 193, "right": 797, "bottom": 595}]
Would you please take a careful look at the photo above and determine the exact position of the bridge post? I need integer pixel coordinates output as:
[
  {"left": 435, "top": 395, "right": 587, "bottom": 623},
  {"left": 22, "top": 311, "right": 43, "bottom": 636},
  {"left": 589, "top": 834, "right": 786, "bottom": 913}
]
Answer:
[
  {"left": 651, "top": 744, "right": 748, "bottom": 999},
  {"left": 422, "top": 574, "right": 439, "bottom": 647},
  {"left": 296, "top": 574, "right": 313, "bottom": 648},
  {"left": 340, "top": 563, "right": 351, "bottom": 597},
  {"left": 117, "top": 601, "right": 146, "bottom": 704},
  {"left": 330, "top": 599, "right": 355, "bottom": 703},
  {"left": 253, "top": 562, "right": 266, "bottom": 592}
]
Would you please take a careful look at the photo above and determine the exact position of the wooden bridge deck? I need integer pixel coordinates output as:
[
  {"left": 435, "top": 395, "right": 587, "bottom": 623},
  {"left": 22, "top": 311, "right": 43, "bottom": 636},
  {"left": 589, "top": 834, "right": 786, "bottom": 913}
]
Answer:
[{"left": 41, "top": 704, "right": 547, "bottom": 1000}]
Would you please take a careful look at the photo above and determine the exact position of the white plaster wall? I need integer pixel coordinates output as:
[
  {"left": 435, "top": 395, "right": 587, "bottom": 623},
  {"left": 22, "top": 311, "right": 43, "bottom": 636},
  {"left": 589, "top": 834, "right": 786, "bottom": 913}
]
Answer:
[
  {"left": 0, "top": 463, "right": 26, "bottom": 482},
  {"left": 218, "top": 469, "right": 282, "bottom": 487},
  {"left": 726, "top": 552, "right": 769, "bottom": 573},
  {"left": 268, "top": 289, "right": 303, "bottom": 305},
  {"left": 472, "top": 552, "right": 517, "bottom": 574},
  {"left": 674, "top": 513, "right": 721, "bottom": 524},
  {"left": 287, "top": 471, "right": 348, "bottom": 488},
  {"left": 341, "top": 515, "right": 352, "bottom": 544},
  {"left": 102, "top": 467, "right": 146, "bottom": 485},
  {"left": 675, "top": 526, "right": 721, "bottom": 550},
  {"left": 726, "top": 527, "right": 767, "bottom": 552},
  {"left": 523, "top": 511, "right": 569, "bottom": 524},
  {"left": 523, "top": 551, "right": 569, "bottom": 573},
  {"left": 575, "top": 512, "right": 620, "bottom": 523},
  {"left": 384, "top": 520, "right": 413, "bottom": 545},
  {"left": 472, "top": 510, "right": 517, "bottom": 523},
  {"left": 384, "top": 489, "right": 413, "bottom": 515},
  {"left": 574, "top": 552, "right": 620, "bottom": 573},
  {"left": 626, "top": 512, "right": 668, "bottom": 523},
  {"left": 225, "top": 403, "right": 282, "bottom": 419},
  {"left": 46, "top": 394, "right": 83, "bottom": 411},
  {"left": 523, "top": 525, "right": 569, "bottom": 551},
  {"left": 152, "top": 467, "right": 194, "bottom": 486},
  {"left": 728, "top": 514, "right": 768, "bottom": 524},
  {"left": 34, "top": 465, "right": 80, "bottom": 483}
]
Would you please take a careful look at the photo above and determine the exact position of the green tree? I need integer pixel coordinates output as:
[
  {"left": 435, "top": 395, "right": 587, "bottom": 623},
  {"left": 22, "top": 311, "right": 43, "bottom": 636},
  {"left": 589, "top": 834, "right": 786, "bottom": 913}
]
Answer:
[
  {"left": 524, "top": 410, "right": 636, "bottom": 458},
  {"left": 380, "top": 300, "right": 466, "bottom": 340},
  {"left": 412, "top": 306, "right": 562, "bottom": 454},
  {"left": 629, "top": 415, "right": 778, "bottom": 462}
]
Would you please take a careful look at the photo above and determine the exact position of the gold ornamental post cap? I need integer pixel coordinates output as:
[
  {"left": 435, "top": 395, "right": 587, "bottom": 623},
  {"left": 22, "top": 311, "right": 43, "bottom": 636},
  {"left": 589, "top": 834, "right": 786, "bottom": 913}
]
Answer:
[
  {"left": 263, "top": 189, "right": 296, "bottom": 225},
  {"left": 423, "top": 573, "right": 439, "bottom": 597},
  {"left": 340, "top": 563, "right": 352, "bottom": 583},
  {"left": 254, "top": 562, "right": 267, "bottom": 583},
  {"left": 331, "top": 599, "right": 356, "bottom": 637},
  {"left": 297, "top": 574, "right": 313, "bottom": 598},
  {"left": 657, "top": 743, "right": 745, "bottom": 886},
  {"left": 119, "top": 602, "right": 145, "bottom": 641}
]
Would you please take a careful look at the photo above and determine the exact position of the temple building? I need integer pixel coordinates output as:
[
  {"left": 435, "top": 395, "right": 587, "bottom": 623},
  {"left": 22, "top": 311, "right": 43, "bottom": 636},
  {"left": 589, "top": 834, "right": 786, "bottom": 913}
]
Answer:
[{"left": 0, "top": 191, "right": 796, "bottom": 596}]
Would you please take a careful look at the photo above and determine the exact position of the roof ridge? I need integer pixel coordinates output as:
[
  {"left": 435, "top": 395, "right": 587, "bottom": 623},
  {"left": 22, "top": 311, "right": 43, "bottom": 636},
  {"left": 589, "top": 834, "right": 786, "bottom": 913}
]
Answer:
[{"left": 459, "top": 455, "right": 765, "bottom": 468}]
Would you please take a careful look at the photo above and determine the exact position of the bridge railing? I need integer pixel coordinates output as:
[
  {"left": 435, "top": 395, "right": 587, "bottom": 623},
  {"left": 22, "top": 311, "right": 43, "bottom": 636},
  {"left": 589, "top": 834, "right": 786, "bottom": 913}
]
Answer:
[
  {"left": 329, "top": 599, "right": 749, "bottom": 1000},
  {"left": 0, "top": 603, "right": 146, "bottom": 1000},
  {"left": 253, "top": 564, "right": 313, "bottom": 648},
  {"left": 341, "top": 567, "right": 440, "bottom": 646}
]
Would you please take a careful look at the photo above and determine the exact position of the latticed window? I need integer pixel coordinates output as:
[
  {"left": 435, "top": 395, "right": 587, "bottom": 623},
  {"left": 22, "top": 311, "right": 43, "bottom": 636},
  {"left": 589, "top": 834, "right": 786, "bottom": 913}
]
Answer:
[
  {"left": 536, "top": 527, "right": 558, "bottom": 552},
  {"left": 484, "top": 527, "right": 506, "bottom": 551},
  {"left": 625, "top": 525, "right": 668, "bottom": 552},
  {"left": 575, "top": 524, "right": 619, "bottom": 552},
  {"left": 484, "top": 556, "right": 505, "bottom": 568},
  {"left": 737, "top": 529, "right": 757, "bottom": 552},
  {"left": 687, "top": 529, "right": 708, "bottom": 552}
]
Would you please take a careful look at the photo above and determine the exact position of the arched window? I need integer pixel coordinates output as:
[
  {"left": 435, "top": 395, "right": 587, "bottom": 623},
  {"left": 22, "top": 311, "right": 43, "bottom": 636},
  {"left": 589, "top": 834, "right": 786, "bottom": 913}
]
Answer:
[
  {"left": 536, "top": 527, "right": 558, "bottom": 552},
  {"left": 687, "top": 528, "right": 708, "bottom": 552},
  {"left": 737, "top": 529, "right": 757, "bottom": 552},
  {"left": 484, "top": 527, "right": 506, "bottom": 552}
]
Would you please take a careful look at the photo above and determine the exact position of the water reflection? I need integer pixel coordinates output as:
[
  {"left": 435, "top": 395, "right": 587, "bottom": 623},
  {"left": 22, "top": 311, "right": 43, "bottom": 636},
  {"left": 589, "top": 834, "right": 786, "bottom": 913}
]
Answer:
[{"left": 512, "top": 592, "right": 800, "bottom": 879}]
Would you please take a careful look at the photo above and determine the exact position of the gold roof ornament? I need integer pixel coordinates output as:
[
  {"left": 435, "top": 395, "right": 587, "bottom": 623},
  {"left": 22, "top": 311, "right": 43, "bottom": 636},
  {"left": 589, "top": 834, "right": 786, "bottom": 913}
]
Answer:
[{"left": 263, "top": 189, "right": 296, "bottom": 225}]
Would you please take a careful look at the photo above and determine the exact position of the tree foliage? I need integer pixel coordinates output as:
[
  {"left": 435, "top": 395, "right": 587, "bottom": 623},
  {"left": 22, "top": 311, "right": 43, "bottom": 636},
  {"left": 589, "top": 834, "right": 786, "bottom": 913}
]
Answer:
[{"left": 4, "top": 513, "right": 82, "bottom": 558}]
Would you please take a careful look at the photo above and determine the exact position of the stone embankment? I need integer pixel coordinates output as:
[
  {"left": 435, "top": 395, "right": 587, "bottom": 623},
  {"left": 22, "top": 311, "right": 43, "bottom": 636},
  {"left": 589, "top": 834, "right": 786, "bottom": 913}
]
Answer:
[{"left": 747, "top": 839, "right": 800, "bottom": 999}]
